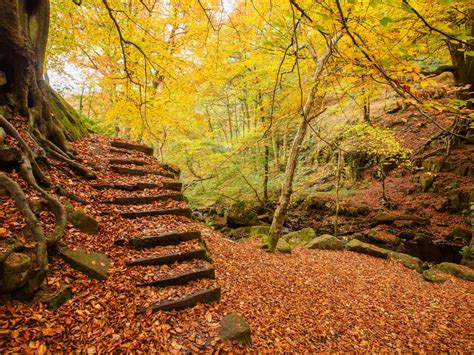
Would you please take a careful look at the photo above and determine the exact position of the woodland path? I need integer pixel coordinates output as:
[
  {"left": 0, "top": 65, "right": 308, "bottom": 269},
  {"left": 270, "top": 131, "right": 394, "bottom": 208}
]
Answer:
[{"left": 0, "top": 135, "right": 472, "bottom": 352}]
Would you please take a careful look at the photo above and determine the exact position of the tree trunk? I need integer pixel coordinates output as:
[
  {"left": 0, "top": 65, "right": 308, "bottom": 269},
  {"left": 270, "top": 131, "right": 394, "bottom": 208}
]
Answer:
[
  {"left": 267, "top": 32, "right": 342, "bottom": 251},
  {"left": 0, "top": 0, "right": 90, "bottom": 296}
]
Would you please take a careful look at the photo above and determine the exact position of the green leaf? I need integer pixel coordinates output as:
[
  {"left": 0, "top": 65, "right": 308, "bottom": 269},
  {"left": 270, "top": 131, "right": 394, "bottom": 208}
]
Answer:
[
  {"left": 347, "top": 0, "right": 356, "bottom": 4},
  {"left": 466, "top": 51, "right": 474, "bottom": 57},
  {"left": 438, "top": 0, "right": 452, "bottom": 6},
  {"left": 401, "top": 3, "right": 413, "bottom": 13},
  {"left": 380, "top": 16, "right": 394, "bottom": 27}
]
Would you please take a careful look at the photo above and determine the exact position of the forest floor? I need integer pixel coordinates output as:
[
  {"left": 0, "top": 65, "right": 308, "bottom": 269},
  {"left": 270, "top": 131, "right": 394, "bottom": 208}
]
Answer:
[{"left": 0, "top": 134, "right": 473, "bottom": 352}]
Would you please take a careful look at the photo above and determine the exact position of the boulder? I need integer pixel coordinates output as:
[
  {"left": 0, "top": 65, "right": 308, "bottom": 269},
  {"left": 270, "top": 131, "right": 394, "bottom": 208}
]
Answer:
[
  {"left": 302, "top": 193, "right": 332, "bottom": 211},
  {"left": 306, "top": 235, "right": 344, "bottom": 250},
  {"left": 371, "top": 212, "right": 396, "bottom": 225},
  {"left": 388, "top": 252, "right": 423, "bottom": 273},
  {"left": 0, "top": 253, "right": 31, "bottom": 293},
  {"left": 282, "top": 227, "right": 316, "bottom": 246},
  {"left": 39, "top": 284, "right": 73, "bottom": 309},
  {"left": 227, "top": 202, "right": 259, "bottom": 228},
  {"left": 366, "top": 229, "right": 400, "bottom": 245},
  {"left": 346, "top": 240, "right": 423, "bottom": 272},
  {"left": 435, "top": 262, "right": 474, "bottom": 281},
  {"left": 346, "top": 239, "right": 389, "bottom": 259},
  {"left": 276, "top": 239, "right": 292, "bottom": 254},
  {"left": 219, "top": 313, "right": 252, "bottom": 346},
  {"left": 422, "top": 268, "right": 447, "bottom": 283},
  {"left": 66, "top": 205, "right": 99, "bottom": 235},
  {"left": 59, "top": 247, "right": 110, "bottom": 280}
]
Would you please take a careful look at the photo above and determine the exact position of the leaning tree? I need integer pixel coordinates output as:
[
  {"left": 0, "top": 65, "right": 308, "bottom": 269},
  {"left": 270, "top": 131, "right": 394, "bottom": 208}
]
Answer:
[{"left": 0, "top": 0, "right": 94, "bottom": 296}]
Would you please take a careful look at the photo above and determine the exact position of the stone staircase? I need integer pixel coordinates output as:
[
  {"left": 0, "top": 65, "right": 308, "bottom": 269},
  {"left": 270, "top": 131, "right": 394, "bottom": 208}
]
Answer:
[{"left": 93, "top": 140, "right": 220, "bottom": 313}]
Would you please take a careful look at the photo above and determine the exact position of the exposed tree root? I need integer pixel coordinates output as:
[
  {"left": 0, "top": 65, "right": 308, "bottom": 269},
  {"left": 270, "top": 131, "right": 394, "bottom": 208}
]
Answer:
[
  {"left": 0, "top": 112, "right": 93, "bottom": 295},
  {"left": 56, "top": 186, "right": 88, "bottom": 204},
  {"left": 0, "top": 172, "right": 48, "bottom": 279}
]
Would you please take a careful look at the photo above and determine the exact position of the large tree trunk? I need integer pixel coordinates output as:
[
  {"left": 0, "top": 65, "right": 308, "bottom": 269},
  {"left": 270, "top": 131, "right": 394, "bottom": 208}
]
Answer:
[{"left": 0, "top": 0, "right": 91, "bottom": 296}]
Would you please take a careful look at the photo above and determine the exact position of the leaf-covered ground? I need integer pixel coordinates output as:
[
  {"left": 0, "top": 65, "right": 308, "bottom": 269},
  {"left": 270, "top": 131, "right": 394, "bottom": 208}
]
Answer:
[{"left": 0, "top": 135, "right": 472, "bottom": 352}]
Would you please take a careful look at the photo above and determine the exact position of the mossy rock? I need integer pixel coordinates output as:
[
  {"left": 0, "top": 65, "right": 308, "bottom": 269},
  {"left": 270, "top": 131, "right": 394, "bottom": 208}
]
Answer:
[
  {"left": 435, "top": 262, "right": 474, "bottom": 281},
  {"left": 371, "top": 212, "right": 396, "bottom": 225},
  {"left": 276, "top": 239, "right": 292, "bottom": 254},
  {"left": 449, "top": 228, "right": 471, "bottom": 242},
  {"left": 59, "top": 247, "right": 110, "bottom": 280},
  {"left": 388, "top": 252, "right": 423, "bottom": 273},
  {"left": 306, "top": 235, "right": 344, "bottom": 250},
  {"left": 66, "top": 205, "right": 98, "bottom": 235},
  {"left": 219, "top": 313, "right": 252, "bottom": 346},
  {"left": 346, "top": 240, "right": 423, "bottom": 272},
  {"left": 346, "top": 239, "right": 389, "bottom": 259},
  {"left": 227, "top": 202, "right": 259, "bottom": 228},
  {"left": 366, "top": 229, "right": 400, "bottom": 245},
  {"left": 282, "top": 228, "right": 316, "bottom": 246},
  {"left": 39, "top": 285, "right": 73, "bottom": 310},
  {"left": 228, "top": 226, "right": 270, "bottom": 240},
  {"left": 461, "top": 247, "right": 474, "bottom": 269},
  {"left": 422, "top": 268, "right": 447, "bottom": 283},
  {"left": 0, "top": 253, "right": 32, "bottom": 293}
]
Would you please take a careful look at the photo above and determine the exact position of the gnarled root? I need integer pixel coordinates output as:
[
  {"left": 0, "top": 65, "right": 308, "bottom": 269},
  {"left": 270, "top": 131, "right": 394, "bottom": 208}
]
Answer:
[{"left": 0, "top": 173, "right": 49, "bottom": 288}]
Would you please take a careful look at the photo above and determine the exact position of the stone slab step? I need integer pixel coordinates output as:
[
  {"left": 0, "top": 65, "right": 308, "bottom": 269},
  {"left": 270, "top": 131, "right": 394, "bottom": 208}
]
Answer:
[
  {"left": 127, "top": 249, "right": 206, "bottom": 266},
  {"left": 137, "top": 266, "right": 215, "bottom": 287},
  {"left": 110, "top": 165, "right": 175, "bottom": 179},
  {"left": 120, "top": 208, "right": 192, "bottom": 219},
  {"left": 129, "top": 230, "right": 201, "bottom": 249},
  {"left": 109, "top": 159, "right": 148, "bottom": 166},
  {"left": 110, "top": 148, "right": 131, "bottom": 155},
  {"left": 103, "top": 194, "right": 184, "bottom": 205},
  {"left": 160, "top": 163, "right": 181, "bottom": 177},
  {"left": 162, "top": 181, "right": 182, "bottom": 192},
  {"left": 111, "top": 141, "right": 154, "bottom": 156},
  {"left": 91, "top": 182, "right": 158, "bottom": 191},
  {"left": 137, "top": 287, "right": 221, "bottom": 313}
]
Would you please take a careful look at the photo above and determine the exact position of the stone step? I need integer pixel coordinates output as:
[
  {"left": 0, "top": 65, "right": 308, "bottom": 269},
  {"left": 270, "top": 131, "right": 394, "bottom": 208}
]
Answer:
[
  {"left": 110, "top": 141, "right": 154, "bottom": 156},
  {"left": 103, "top": 194, "right": 184, "bottom": 205},
  {"left": 110, "top": 165, "right": 176, "bottom": 179},
  {"left": 136, "top": 287, "right": 221, "bottom": 314},
  {"left": 109, "top": 159, "right": 148, "bottom": 166},
  {"left": 110, "top": 148, "right": 131, "bottom": 155},
  {"left": 160, "top": 163, "right": 181, "bottom": 177},
  {"left": 127, "top": 249, "right": 206, "bottom": 266},
  {"left": 119, "top": 208, "right": 192, "bottom": 219},
  {"left": 91, "top": 182, "right": 158, "bottom": 191},
  {"left": 129, "top": 230, "right": 201, "bottom": 249},
  {"left": 137, "top": 266, "right": 215, "bottom": 287},
  {"left": 162, "top": 181, "right": 182, "bottom": 192}
]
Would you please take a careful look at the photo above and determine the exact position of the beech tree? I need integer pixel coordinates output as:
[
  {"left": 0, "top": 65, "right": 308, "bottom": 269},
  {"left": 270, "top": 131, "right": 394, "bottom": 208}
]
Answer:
[{"left": 0, "top": 0, "right": 92, "bottom": 295}]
